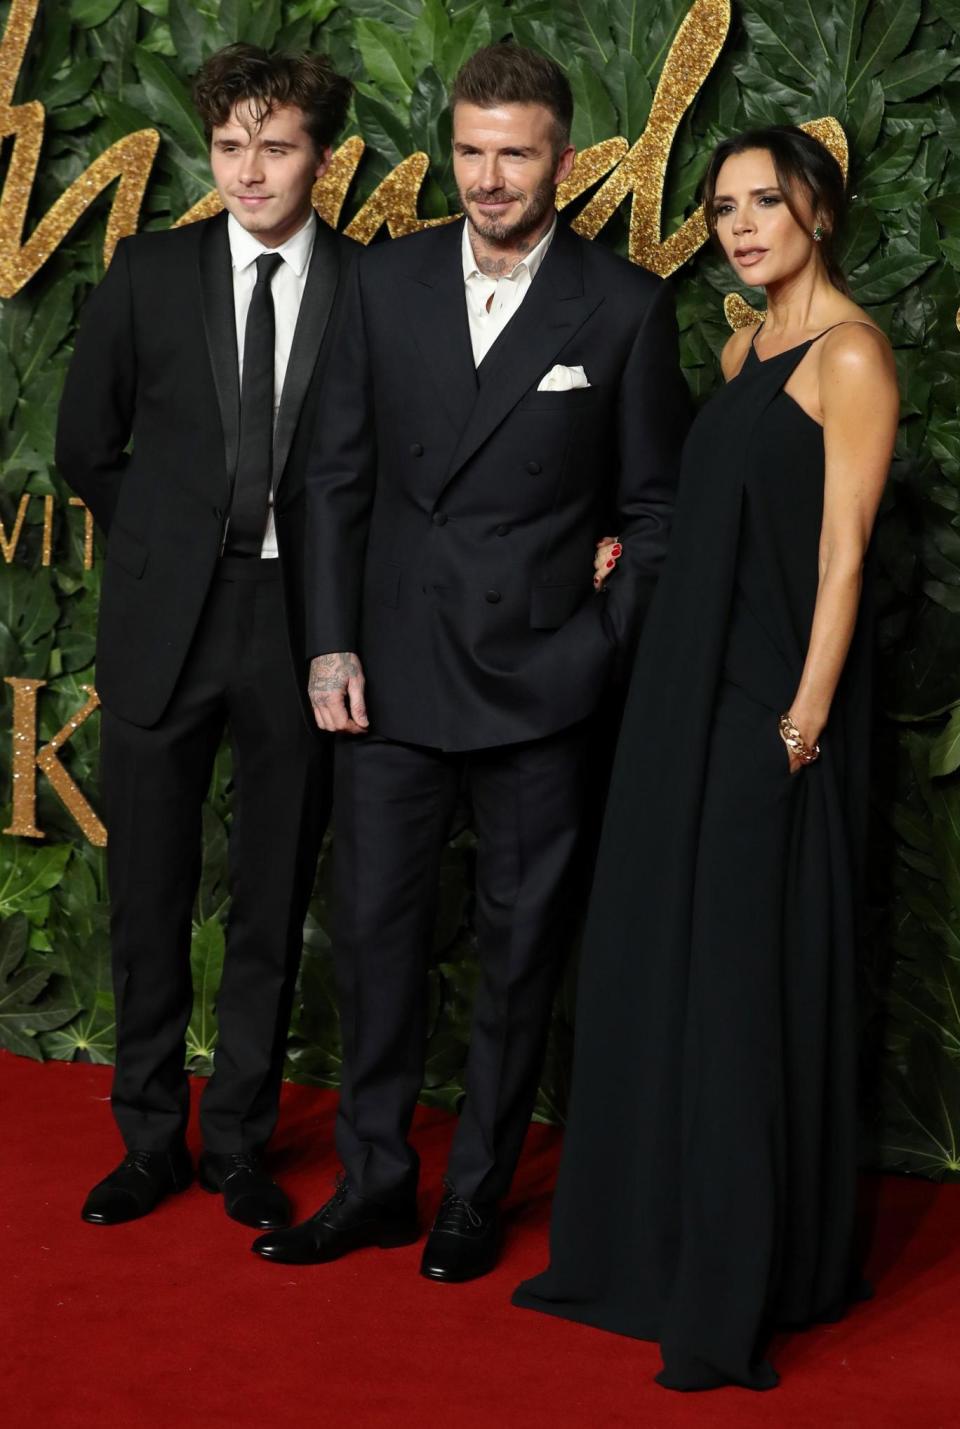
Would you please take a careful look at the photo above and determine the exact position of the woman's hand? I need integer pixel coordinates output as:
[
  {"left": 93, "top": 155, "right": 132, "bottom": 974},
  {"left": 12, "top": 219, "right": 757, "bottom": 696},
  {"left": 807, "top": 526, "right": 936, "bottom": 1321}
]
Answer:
[{"left": 593, "top": 536, "right": 622, "bottom": 590}]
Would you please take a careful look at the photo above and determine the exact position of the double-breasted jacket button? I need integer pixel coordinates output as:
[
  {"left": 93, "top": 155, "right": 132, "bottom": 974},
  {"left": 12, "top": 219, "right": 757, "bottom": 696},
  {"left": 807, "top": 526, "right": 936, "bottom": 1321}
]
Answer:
[
  {"left": 410, "top": 442, "right": 424, "bottom": 457},
  {"left": 485, "top": 589, "right": 501, "bottom": 604},
  {"left": 495, "top": 523, "right": 511, "bottom": 537},
  {"left": 526, "top": 460, "right": 542, "bottom": 475},
  {"left": 432, "top": 511, "right": 448, "bottom": 526}
]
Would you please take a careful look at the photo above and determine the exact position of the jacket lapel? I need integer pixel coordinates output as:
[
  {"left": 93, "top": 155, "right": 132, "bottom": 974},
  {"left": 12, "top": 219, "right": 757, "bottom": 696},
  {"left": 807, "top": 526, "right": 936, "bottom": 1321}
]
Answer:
[
  {"left": 273, "top": 216, "right": 341, "bottom": 489},
  {"left": 403, "top": 223, "right": 478, "bottom": 439},
  {"left": 198, "top": 212, "right": 239, "bottom": 500},
  {"left": 444, "top": 222, "right": 602, "bottom": 483}
]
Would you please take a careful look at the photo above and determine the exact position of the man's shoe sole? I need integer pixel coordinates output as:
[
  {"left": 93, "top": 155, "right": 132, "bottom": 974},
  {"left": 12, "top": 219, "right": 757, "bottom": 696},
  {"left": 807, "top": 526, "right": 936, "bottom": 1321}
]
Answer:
[{"left": 252, "top": 1224, "right": 420, "bottom": 1264}]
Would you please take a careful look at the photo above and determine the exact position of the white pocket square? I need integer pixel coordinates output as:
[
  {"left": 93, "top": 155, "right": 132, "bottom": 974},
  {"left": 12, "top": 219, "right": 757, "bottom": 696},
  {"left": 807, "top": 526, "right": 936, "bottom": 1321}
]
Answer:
[{"left": 537, "top": 364, "right": 591, "bottom": 392}]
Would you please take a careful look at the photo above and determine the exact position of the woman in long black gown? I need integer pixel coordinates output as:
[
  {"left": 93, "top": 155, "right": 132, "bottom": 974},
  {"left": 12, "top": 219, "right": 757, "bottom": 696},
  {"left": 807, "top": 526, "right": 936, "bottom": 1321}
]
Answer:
[{"left": 513, "top": 126, "right": 900, "bottom": 1391}]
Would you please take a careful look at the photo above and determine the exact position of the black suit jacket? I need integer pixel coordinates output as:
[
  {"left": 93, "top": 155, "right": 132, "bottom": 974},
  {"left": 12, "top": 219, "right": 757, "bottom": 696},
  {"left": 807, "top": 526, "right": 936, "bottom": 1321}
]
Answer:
[
  {"left": 56, "top": 211, "right": 356, "bottom": 728},
  {"left": 306, "top": 218, "right": 690, "bottom": 751}
]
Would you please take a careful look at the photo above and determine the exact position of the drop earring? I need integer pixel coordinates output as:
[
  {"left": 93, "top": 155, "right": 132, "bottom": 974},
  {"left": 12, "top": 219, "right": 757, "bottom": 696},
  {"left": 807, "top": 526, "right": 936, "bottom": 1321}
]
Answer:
[{"left": 812, "top": 224, "right": 824, "bottom": 242}]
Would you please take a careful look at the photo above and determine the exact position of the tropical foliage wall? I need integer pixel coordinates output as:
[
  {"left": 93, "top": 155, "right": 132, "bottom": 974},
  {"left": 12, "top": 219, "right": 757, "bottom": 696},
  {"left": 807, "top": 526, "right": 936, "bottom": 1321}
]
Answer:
[{"left": 1, "top": 0, "right": 959, "bottom": 1178}]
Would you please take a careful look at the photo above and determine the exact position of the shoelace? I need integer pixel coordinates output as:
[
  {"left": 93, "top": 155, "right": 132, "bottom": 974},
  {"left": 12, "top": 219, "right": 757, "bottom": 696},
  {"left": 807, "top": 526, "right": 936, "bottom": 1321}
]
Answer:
[
  {"left": 121, "top": 1150, "right": 159, "bottom": 1177},
  {"left": 221, "top": 1153, "right": 259, "bottom": 1180},
  {"left": 435, "top": 1190, "right": 483, "bottom": 1231}
]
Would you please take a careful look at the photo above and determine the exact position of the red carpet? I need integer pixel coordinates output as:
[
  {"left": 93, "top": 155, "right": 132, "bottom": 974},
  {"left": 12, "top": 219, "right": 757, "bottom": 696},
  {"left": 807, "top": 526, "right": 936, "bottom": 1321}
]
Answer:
[{"left": 2, "top": 1052, "right": 958, "bottom": 1428}]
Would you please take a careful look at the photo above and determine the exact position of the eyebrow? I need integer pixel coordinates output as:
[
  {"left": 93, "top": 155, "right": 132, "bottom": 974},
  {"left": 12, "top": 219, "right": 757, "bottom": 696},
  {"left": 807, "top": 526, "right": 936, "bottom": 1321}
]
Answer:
[
  {"left": 712, "top": 186, "right": 781, "bottom": 202},
  {"left": 213, "top": 136, "right": 300, "bottom": 148},
  {"left": 454, "top": 142, "right": 538, "bottom": 155}
]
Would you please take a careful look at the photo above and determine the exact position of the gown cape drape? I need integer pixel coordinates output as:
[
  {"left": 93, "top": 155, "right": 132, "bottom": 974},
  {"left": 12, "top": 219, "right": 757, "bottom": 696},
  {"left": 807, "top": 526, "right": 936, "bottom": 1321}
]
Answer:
[{"left": 513, "top": 333, "right": 873, "bottom": 1391}]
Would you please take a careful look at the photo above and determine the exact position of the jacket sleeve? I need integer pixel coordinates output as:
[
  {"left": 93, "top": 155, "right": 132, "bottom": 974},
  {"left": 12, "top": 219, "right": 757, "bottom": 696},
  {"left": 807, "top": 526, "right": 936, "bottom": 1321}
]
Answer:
[
  {"left": 304, "top": 255, "right": 376, "bottom": 658},
  {"left": 604, "top": 277, "right": 691, "bottom": 651},
  {"left": 54, "top": 240, "right": 137, "bottom": 535}
]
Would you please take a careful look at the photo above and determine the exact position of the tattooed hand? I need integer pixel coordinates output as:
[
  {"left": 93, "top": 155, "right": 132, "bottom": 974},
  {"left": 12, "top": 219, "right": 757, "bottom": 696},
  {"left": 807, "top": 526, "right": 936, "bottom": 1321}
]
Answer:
[{"left": 308, "top": 652, "right": 369, "bottom": 735}]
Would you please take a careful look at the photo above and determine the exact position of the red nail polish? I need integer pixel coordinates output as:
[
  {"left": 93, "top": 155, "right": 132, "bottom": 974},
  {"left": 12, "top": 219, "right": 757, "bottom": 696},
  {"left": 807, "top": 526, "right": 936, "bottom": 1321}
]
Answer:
[
  {"left": 605, "top": 559, "right": 614, "bottom": 568},
  {"left": 611, "top": 545, "right": 622, "bottom": 556}
]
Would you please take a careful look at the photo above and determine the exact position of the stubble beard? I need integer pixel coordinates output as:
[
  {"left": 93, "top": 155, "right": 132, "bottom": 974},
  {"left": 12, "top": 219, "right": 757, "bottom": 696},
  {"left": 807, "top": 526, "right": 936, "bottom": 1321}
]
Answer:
[{"left": 463, "top": 173, "right": 557, "bottom": 248}]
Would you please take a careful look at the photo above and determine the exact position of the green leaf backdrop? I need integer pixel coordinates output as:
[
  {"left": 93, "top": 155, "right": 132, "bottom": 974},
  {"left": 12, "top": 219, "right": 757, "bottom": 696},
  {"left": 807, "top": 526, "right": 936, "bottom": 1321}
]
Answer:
[{"left": 2, "top": 0, "right": 960, "bottom": 1177}]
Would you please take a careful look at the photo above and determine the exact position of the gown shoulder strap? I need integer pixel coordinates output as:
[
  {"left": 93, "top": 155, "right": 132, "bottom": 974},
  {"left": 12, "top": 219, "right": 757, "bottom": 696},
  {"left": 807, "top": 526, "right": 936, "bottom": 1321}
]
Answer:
[{"left": 807, "top": 319, "right": 880, "bottom": 347}]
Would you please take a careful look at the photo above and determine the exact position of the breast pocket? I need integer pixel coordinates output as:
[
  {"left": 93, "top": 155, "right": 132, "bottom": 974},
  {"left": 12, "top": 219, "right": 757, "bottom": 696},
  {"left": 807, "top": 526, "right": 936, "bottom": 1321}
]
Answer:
[{"left": 517, "top": 387, "right": 601, "bottom": 413}]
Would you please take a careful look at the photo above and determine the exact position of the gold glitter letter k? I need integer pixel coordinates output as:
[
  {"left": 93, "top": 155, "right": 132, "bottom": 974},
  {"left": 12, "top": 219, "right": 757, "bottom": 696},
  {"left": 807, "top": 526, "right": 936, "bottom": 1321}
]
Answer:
[{"left": 4, "top": 678, "right": 106, "bottom": 846}]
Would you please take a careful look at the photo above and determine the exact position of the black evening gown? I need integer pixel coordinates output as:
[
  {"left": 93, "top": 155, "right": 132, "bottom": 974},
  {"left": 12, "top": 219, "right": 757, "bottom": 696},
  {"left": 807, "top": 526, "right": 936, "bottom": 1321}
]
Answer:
[{"left": 513, "top": 329, "right": 873, "bottom": 1391}]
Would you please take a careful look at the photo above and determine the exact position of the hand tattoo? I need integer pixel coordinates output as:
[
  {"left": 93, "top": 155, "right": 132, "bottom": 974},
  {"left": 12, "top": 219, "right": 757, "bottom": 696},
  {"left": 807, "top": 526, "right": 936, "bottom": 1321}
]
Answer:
[{"left": 309, "top": 652, "right": 361, "bottom": 705}]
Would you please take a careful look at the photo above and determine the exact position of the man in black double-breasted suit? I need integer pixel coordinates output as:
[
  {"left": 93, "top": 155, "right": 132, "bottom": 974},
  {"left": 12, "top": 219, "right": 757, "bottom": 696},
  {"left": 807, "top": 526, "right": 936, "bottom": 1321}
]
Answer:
[
  {"left": 56, "top": 45, "right": 354, "bottom": 1230},
  {"left": 254, "top": 44, "right": 690, "bottom": 1278}
]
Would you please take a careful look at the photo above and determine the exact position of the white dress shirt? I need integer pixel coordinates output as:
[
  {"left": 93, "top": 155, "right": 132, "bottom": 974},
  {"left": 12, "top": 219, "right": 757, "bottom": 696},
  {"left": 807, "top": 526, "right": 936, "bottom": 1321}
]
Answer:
[
  {"left": 462, "top": 216, "right": 557, "bottom": 367},
  {"left": 227, "top": 211, "right": 316, "bottom": 558}
]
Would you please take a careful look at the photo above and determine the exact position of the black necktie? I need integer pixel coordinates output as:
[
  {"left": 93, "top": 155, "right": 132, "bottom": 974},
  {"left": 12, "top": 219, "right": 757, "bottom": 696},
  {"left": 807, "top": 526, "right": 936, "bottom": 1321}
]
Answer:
[{"left": 224, "top": 251, "right": 283, "bottom": 556}]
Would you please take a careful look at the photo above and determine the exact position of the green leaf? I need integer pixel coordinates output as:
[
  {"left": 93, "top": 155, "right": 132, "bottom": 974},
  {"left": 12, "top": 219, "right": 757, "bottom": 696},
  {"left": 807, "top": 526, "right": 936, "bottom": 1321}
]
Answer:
[
  {"left": 441, "top": 6, "right": 493, "bottom": 78},
  {"left": 0, "top": 914, "right": 77, "bottom": 1059},
  {"left": 602, "top": 52, "right": 652, "bottom": 144},
  {"left": 568, "top": 58, "right": 618, "bottom": 152},
  {"left": 931, "top": 705, "right": 960, "bottom": 777},
  {"left": 882, "top": 50, "right": 960, "bottom": 104},
  {"left": 853, "top": 0, "right": 922, "bottom": 91},
  {"left": 133, "top": 45, "right": 206, "bottom": 150},
  {"left": 185, "top": 916, "right": 225, "bottom": 1072},
  {"left": 0, "top": 845, "right": 73, "bottom": 924},
  {"left": 70, "top": 0, "right": 125, "bottom": 25},
  {"left": 354, "top": 18, "right": 416, "bottom": 99}
]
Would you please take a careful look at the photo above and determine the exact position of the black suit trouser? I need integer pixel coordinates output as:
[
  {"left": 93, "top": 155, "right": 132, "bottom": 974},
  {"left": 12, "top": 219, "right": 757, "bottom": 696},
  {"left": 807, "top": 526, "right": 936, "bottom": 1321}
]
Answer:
[
  {"left": 100, "top": 559, "right": 330, "bottom": 1154},
  {"left": 331, "top": 723, "right": 591, "bottom": 1205}
]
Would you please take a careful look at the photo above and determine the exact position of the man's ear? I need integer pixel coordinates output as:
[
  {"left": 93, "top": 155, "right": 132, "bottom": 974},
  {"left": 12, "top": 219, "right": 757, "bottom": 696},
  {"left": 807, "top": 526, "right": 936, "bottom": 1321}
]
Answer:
[
  {"left": 314, "top": 145, "right": 333, "bottom": 183},
  {"left": 554, "top": 144, "right": 576, "bottom": 187}
]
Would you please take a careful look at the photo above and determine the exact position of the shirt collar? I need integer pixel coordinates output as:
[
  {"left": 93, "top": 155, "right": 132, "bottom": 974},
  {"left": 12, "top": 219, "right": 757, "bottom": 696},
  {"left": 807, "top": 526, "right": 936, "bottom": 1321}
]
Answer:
[
  {"left": 227, "top": 210, "right": 317, "bottom": 277},
  {"left": 461, "top": 215, "right": 558, "bottom": 286}
]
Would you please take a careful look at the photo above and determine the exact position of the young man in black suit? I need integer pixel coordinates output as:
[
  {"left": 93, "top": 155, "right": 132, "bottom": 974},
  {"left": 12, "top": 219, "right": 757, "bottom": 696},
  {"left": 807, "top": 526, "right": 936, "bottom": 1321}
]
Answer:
[
  {"left": 253, "top": 44, "right": 691, "bottom": 1280},
  {"left": 56, "top": 45, "right": 353, "bottom": 1230}
]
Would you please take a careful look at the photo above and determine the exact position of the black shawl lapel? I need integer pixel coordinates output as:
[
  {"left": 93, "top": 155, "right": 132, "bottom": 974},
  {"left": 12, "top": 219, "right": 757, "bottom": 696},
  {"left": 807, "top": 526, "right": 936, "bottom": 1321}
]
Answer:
[
  {"left": 273, "top": 216, "right": 340, "bottom": 489},
  {"left": 198, "top": 211, "right": 239, "bottom": 501},
  {"left": 444, "top": 222, "right": 602, "bottom": 484},
  {"left": 402, "top": 221, "right": 478, "bottom": 439}
]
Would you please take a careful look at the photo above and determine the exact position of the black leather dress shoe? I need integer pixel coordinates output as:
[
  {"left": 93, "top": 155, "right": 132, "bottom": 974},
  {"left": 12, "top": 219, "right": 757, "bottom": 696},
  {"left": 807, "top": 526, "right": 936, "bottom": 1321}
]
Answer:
[
  {"left": 198, "top": 1151, "right": 291, "bottom": 1230},
  {"left": 419, "top": 1187, "right": 500, "bottom": 1282},
  {"left": 81, "top": 1146, "right": 193, "bottom": 1225},
  {"left": 251, "top": 1176, "right": 418, "bottom": 1264}
]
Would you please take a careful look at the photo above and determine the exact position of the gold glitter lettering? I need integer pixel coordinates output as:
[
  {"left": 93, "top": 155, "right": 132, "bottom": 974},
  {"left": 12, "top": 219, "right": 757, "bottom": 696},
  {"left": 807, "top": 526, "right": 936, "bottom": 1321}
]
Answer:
[
  {"left": 0, "top": 0, "right": 159, "bottom": 298},
  {"left": 68, "top": 498, "right": 95, "bottom": 571},
  {"left": 41, "top": 495, "right": 53, "bottom": 568},
  {"left": 0, "top": 491, "right": 29, "bottom": 562},
  {"left": 3, "top": 678, "right": 106, "bottom": 845}
]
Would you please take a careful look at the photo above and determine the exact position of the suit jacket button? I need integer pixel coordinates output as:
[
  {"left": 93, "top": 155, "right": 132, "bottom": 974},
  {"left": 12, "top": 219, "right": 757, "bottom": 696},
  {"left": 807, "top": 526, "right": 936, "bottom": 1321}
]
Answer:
[
  {"left": 410, "top": 442, "right": 424, "bottom": 457},
  {"left": 485, "top": 589, "right": 501, "bottom": 604},
  {"left": 526, "top": 460, "right": 541, "bottom": 474},
  {"left": 496, "top": 523, "right": 511, "bottom": 537},
  {"left": 432, "top": 511, "right": 447, "bottom": 526}
]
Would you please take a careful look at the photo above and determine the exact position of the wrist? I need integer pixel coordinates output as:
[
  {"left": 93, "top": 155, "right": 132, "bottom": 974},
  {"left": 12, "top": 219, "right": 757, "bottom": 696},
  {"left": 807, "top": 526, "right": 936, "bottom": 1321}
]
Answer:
[{"left": 786, "top": 706, "right": 825, "bottom": 747}]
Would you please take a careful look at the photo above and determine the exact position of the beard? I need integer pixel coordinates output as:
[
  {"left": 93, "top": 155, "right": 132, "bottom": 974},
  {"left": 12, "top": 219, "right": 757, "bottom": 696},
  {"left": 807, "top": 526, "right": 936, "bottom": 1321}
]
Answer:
[{"left": 462, "top": 172, "right": 556, "bottom": 246}]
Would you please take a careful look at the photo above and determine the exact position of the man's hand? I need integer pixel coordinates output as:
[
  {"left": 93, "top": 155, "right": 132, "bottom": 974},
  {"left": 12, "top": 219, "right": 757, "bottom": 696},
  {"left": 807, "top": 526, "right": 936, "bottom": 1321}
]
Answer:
[{"left": 308, "top": 652, "right": 369, "bottom": 734}]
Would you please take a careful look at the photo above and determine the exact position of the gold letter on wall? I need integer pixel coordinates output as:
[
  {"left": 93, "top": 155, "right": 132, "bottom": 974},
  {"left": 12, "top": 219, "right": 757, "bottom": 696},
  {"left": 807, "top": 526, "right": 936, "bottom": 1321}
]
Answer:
[{"left": 4, "top": 679, "right": 106, "bottom": 845}]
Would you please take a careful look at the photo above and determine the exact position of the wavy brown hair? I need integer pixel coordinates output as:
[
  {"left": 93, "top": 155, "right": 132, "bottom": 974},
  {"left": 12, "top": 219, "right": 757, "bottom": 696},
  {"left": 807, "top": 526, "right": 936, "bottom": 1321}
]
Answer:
[
  {"left": 702, "top": 125, "right": 850, "bottom": 295},
  {"left": 193, "top": 43, "right": 352, "bottom": 154}
]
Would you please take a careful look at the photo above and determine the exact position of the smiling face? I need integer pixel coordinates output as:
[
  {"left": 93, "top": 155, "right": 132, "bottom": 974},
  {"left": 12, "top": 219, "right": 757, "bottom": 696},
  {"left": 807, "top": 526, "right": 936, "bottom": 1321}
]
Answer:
[
  {"left": 210, "top": 100, "right": 330, "bottom": 248},
  {"left": 452, "top": 101, "right": 574, "bottom": 248},
  {"left": 710, "top": 147, "right": 820, "bottom": 288}
]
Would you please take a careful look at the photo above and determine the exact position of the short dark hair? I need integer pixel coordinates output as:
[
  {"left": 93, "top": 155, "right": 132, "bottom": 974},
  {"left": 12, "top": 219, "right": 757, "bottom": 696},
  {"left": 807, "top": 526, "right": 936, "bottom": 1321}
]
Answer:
[
  {"left": 193, "top": 43, "right": 352, "bottom": 154},
  {"left": 449, "top": 43, "right": 574, "bottom": 152},
  {"left": 702, "top": 124, "right": 849, "bottom": 295}
]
